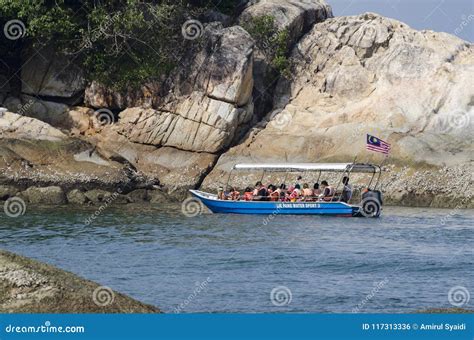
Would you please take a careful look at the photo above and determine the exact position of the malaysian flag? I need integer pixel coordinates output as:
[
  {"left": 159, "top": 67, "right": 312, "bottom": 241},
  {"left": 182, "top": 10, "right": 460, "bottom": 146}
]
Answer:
[{"left": 366, "top": 134, "right": 391, "bottom": 155}]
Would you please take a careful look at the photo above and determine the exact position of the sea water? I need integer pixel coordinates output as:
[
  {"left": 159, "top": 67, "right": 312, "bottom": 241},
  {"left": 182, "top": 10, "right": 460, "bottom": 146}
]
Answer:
[{"left": 1, "top": 205, "right": 472, "bottom": 313}]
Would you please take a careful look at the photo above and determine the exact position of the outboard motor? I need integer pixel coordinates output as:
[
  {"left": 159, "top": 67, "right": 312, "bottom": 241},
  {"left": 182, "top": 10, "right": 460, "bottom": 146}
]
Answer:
[{"left": 361, "top": 190, "right": 382, "bottom": 217}]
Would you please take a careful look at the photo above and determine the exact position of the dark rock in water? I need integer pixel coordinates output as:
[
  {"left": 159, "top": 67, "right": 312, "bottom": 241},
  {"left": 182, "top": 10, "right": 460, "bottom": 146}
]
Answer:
[
  {"left": 148, "top": 189, "right": 172, "bottom": 203},
  {"left": 66, "top": 189, "right": 88, "bottom": 205},
  {"left": 84, "top": 189, "right": 129, "bottom": 205},
  {"left": 0, "top": 249, "right": 160, "bottom": 313},
  {"left": 0, "top": 185, "right": 18, "bottom": 200},
  {"left": 127, "top": 189, "right": 149, "bottom": 203},
  {"left": 21, "top": 186, "right": 66, "bottom": 205}
]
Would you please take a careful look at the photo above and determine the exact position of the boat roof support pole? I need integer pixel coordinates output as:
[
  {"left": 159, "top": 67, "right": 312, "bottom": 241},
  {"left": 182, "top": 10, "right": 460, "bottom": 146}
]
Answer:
[{"left": 225, "top": 169, "right": 234, "bottom": 190}]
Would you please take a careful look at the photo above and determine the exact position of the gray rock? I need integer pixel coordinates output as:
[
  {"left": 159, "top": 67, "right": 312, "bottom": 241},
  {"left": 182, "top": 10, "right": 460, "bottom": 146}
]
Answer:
[
  {"left": 21, "top": 46, "right": 85, "bottom": 98},
  {"left": 126, "top": 189, "right": 149, "bottom": 203},
  {"left": 20, "top": 95, "right": 69, "bottom": 126},
  {"left": 204, "top": 13, "right": 474, "bottom": 195},
  {"left": 3, "top": 97, "right": 21, "bottom": 113},
  {"left": 0, "top": 75, "right": 10, "bottom": 94},
  {"left": 66, "top": 189, "right": 88, "bottom": 205},
  {"left": 94, "top": 24, "right": 255, "bottom": 153},
  {"left": 148, "top": 190, "right": 170, "bottom": 203},
  {"left": 84, "top": 189, "right": 129, "bottom": 204},
  {"left": 239, "top": 0, "right": 333, "bottom": 46},
  {"left": 22, "top": 186, "right": 66, "bottom": 205},
  {"left": 0, "top": 111, "right": 67, "bottom": 141},
  {"left": 0, "top": 186, "right": 18, "bottom": 200}
]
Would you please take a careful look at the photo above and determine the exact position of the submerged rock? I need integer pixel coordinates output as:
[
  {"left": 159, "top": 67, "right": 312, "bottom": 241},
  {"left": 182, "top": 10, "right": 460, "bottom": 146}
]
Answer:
[
  {"left": 21, "top": 186, "right": 66, "bottom": 205},
  {"left": 66, "top": 189, "right": 88, "bottom": 205},
  {"left": 0, "top": 249, "right": 160, "bottom": 313}
]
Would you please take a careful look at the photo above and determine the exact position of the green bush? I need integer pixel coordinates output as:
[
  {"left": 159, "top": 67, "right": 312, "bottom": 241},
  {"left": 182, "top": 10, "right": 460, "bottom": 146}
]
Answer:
[
  {"left": 242, "top": 15, "right": 290, "bottom": 76},
  {"left": 0, "top": 0, "right": 245, "bottom": 90}
]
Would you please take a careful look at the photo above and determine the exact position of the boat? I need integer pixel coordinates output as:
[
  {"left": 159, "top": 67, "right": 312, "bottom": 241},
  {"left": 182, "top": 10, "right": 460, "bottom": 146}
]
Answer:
[{"left": 190, "top": 162, "right": 383, "bottom": 217}]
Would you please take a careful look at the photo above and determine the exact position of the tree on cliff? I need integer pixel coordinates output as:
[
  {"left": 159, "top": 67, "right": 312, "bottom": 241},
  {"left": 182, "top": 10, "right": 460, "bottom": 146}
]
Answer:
[{"left": 0, "top": 0, "right": 246, "bottom": 91}]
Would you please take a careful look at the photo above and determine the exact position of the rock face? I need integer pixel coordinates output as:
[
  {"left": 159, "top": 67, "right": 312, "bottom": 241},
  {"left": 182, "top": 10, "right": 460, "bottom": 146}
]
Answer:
[
  {"left": 240, "top": 0, "right": 333, "bottom": 46},
  {"left": 239, "top": 0, "right": 333, "bottom": 118},
  {"left": 0, "top": 113, "right": 159, "bottom": 198},
  {"left": 0, "top": 111, "right": 67, "bottom": 141},
  {"left": 115, "top": 24, "right": 255, "bottom": 153},
  {"left": 21, "top": 46, "right": 86, "bottom": 100},
  {"left": 203, "top": 13, "right": 474, "bottom": 207},
  {"left": 1, "top": 3, "right": 473, "bottom": 208},
  {"left": 0, "top": 249, "right": 160, "bottom": 313}
]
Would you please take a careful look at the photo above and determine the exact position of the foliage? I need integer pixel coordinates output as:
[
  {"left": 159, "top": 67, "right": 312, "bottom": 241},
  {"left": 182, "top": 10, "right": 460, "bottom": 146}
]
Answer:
[
  {"left": 242, "top": 15, "right": 290, "bottom": 76},
  {"left": 0, "top": 0, "right": 246, "bottom": 90}
]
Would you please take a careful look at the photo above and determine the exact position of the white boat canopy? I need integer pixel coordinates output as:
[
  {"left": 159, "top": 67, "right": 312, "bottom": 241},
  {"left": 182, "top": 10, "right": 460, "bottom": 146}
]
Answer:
[{"left": 232, "top": 163, "right": 380, "bottom": 173}]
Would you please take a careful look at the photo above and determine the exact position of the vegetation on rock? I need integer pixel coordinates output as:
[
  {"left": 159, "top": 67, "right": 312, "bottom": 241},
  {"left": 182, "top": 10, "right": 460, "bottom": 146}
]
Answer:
[
  {"left": 242, "top": 14, "right": 291, "bottom": 76},
  {"left": 0, "top": 0, "right": 245, "bottom": 90}
]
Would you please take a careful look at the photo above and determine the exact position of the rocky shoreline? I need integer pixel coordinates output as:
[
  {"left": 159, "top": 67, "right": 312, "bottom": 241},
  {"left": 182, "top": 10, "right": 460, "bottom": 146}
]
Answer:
[
  {"left": 1, "top": 0, "right": 472, "bottom": 209},
  {"left": 0, "top": 249, "right": 160, "bottom": 313}
]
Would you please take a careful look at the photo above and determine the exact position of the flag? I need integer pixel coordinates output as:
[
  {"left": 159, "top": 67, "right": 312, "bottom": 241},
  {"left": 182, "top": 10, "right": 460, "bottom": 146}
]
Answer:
[{"left": 366, "top": 134, "right": 391, "bottom": 155}]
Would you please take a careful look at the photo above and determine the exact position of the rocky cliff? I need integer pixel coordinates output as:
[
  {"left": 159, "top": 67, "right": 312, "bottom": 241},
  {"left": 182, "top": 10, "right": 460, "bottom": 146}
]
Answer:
[{"left": 0, "top": 0, "right": 472, "bottom": 208}]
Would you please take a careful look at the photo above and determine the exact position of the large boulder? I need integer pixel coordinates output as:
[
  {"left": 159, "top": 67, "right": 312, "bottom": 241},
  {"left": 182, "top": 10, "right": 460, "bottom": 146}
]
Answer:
[
  {"left": 0, "top": 111, "right": 67, "bottom": 141},
  {"left": 19, "top": 95, "right": 70, "bottom": 126},
  {"left": 239, "top": 0, "right": 332, "bottom": 46},
  {"left": 94, "top": 128, "right": 217, "bottom": 197},
  {"left": 84, "top": 81, "right": 163, "bottom": 110},
  {"left": 203, "top": 13, "right": 474, "bottom": 207},
  {"left": 21, "top": 186, "right": 66, "bottom": 205},
  {"left": 238, "top": 0, "right": 333, "bottom": 117},
  {"left": 21, "top": 46, "right": 85, "bottom": 100},
  {"left": 114, "top": 24, "right": 255, "bottom": 153}
]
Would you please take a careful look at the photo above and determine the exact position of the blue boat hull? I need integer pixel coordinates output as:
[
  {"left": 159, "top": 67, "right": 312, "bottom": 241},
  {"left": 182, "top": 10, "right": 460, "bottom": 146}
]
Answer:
[{"left": 190, "top": 190, "right": 359, "bottom": 216}]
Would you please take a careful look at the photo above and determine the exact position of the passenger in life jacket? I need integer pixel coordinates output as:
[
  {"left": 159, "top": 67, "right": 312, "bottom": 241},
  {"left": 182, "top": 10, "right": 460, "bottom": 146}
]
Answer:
[
  {"left": 313, "top": 183, "right": 321, "bottom": 197},
  {"left": 242, "top": 187, "right": 253, "bottom": 201},
  {"left": 268, "top": 184, "right": 280, "bottom": 201},
  {"left": 319, "top": 180, "right": 335, "bottom": 201},
  {"left": 276, "top": 184, "right": 287, "bottom": 201},
  {"left": 302, "top": 183, "right": 313, "bottom": 201},
  {"left": 253, "top": 181, "right": 268, "bottom": 201},
  {"left": 290, "top": 184, "right": 302, "bottom": 202},
  {"left": 228, "top": 187, "right": 240, "bottom": 201}
]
